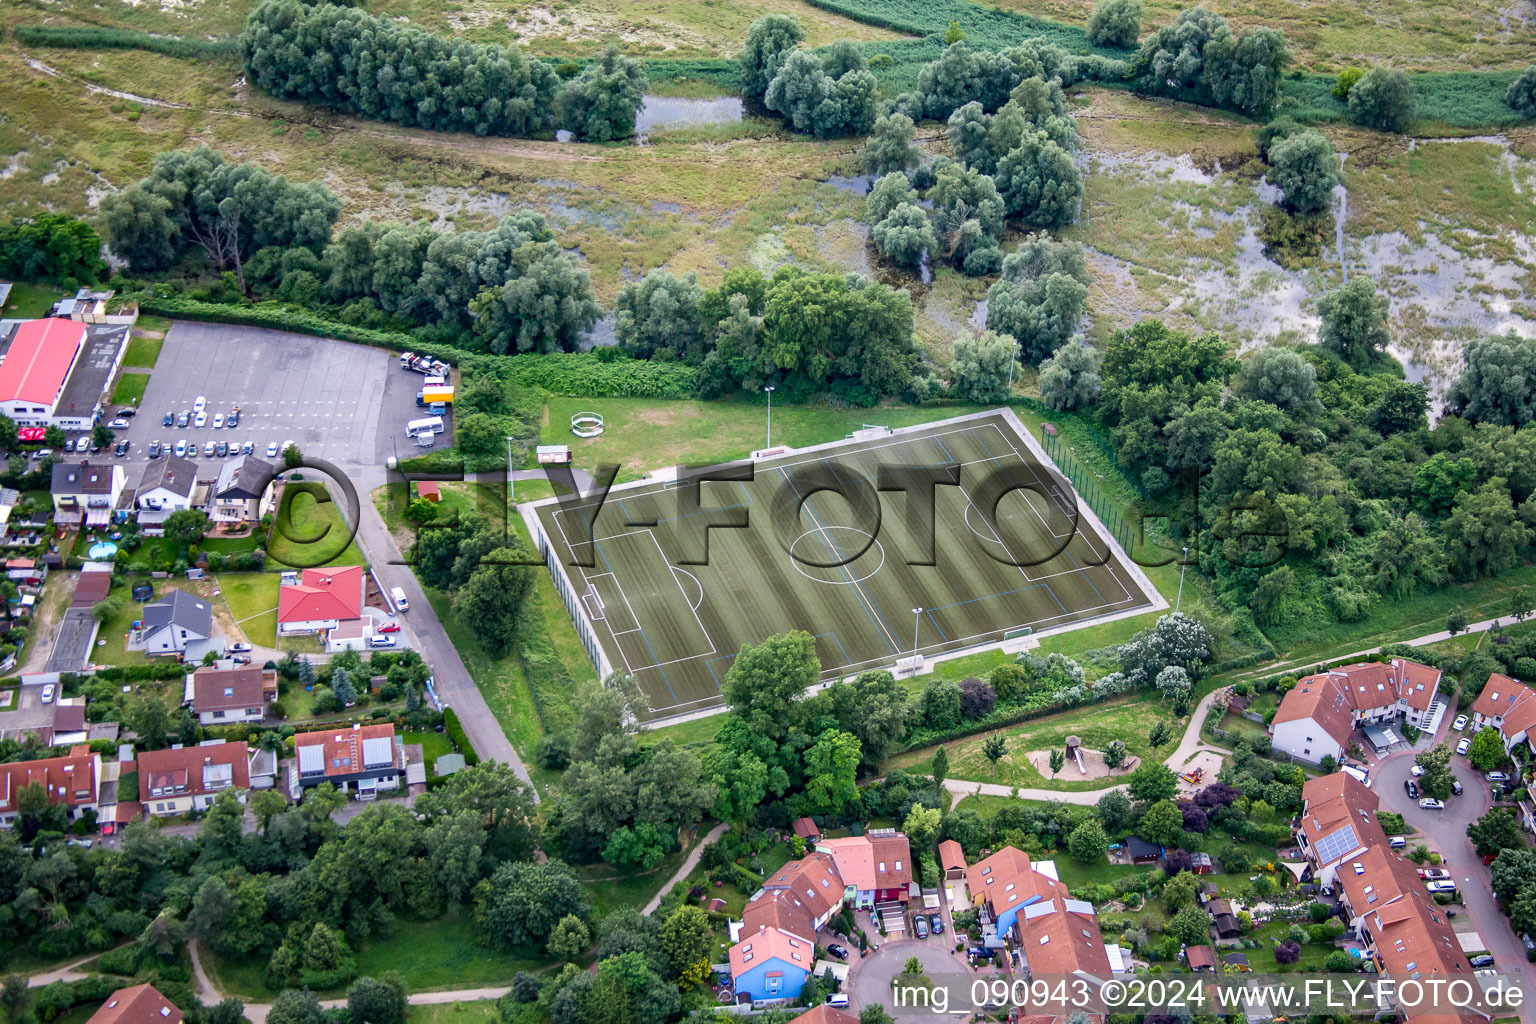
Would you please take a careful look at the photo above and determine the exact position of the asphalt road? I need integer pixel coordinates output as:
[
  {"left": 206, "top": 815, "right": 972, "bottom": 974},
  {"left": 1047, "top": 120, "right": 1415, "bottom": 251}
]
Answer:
[{"left": 1371, "top": 748, "right": 1533, "bottom": 1017}]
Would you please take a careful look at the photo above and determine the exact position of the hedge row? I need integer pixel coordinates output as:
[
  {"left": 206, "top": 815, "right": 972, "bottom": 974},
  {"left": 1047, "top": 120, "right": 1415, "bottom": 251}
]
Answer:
[
  {"left": 15, "top": 25, "right": 240, "bottom": 61},
  {"left": 134, "top": 296, "right": 462, "bottom": 366},
  {"left": 443, "top": 707, "right": 481, "bottom": 765},
  {"left": 497, "top": 353, "right": 699, "bottom": 399}
]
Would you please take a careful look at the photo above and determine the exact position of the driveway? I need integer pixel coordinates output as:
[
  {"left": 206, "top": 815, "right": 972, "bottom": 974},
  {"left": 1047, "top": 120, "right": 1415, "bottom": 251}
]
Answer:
[
  {"left": 0, "top": 682, "right": 55, "bottom": 739},
  {"left": 1371, "top": 749, "right": 1533, "bottom": 1004},
  {"left": 849, "top": 939, "right": 965, "bottom": 1016}
]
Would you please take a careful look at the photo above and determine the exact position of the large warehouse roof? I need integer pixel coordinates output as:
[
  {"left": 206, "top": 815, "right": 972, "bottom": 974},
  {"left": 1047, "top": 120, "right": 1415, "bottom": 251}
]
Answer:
[{"left": 0, "top": 319, "right": 85, "bottom": 405}]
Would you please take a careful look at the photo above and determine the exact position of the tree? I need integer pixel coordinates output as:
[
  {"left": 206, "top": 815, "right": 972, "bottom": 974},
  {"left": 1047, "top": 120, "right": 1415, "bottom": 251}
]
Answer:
[
  {"left": 1235, "top": 347, "right": 1319, "bottom": 412},
  {"left": 918, "top": 678, "right": 964, "bottom": 731},
  {"left": 1097, "top": 788, "right": 1132, "bottom": 831},
  {"left": 1138, "top": 799, "right": 1184, "bottom": 847},
  {"left": 454, "top": 548, "right": 536, "bottom": 654},
  {"left": 331, "top": 666, "right": 357, "bottom": 706},
  {"left": 860, "top": 1007, "right": 897, "bottom": 1024},
  {"left": 861, "top": 113, "right": 920, "bottom": 177},
  {"left": 0, "top": 214, "right": 108, "bottom": 284},
  {"left": 1413, "top": 743, "right": 1454, "bottom": 801},
  {"left": 764, "top": 49, "right": 877, "bottom": 139},
  {"left": 163, "top": 509, "right": 208, "bottom": 546},
  {"left": 1146, "top": 718, "right": 1175, "bottom": 753},
  {"left": 1446, "top": 609, "right": 1469, "bottom": 636},
  {"left": 471, "top": 250, "right": 601, "bottom": 354},
  {"left": 1169, "top": 903, "right": 1211, "bottom": 945},
  {"left": 282, "top": 443, "right": 302, "bottom": 468},
  {"left": 1155, "top": 666, "right": 1192, "bottom": 708},
  {"left": 804, "top": 730, "right": 861, "bottom": 815},
  {"left": 1038, "top": 339, "right": 1102, "bottom": 411},
  {"left": 1448, "top": 332, "right": 1536, "bottom": 426},
  {"left": 992, "top": 130, "right": 1083, "bottom": 228},
  {"left": 1067, "top": 818, "right": 1109, "bottom": 862},
  {"left": 950, "top": 330, "right": 1017, "bottom": 403},
  {"left": 1049, "top": 749, "right": 1066, "bottom": 777},
  {"left": 1087, "top": 0, "right": 1141, "bottom": 46},
  {"left": 1507, "top": 65, "right": 1536, "bottom": 117},
  {"left": 1, "top": 979, "right": 32, "bottom": 1024},
  {"left": 547, "top": 914, "right": 590, "bottom": 963},
  {"left": 871, "top": 202, "right": 936, "bottom": 268},
  {"left": 1103, "top": 740, "right": 1128, "bottom": 770},
  {"left": 267, "top": 990, "right": 325, "bottom": 1024},
  {"left": 346, "top": 977, "right": 406, "bottom": 1024},
  {"left": 558, "top": 45, "right": 648, "bottom": 142},
  {"left": 1469, "top": 807, "right": 1523, "bottom": 858},
  {"left": 659, "top": 905, "right": 714, "bottom": 981},
  {"left": 983, "top": 734, "right": 1008, "bottom": 764},
  {"left": 1491, "top": 848, "right": 1536, "bottom": 902},
  {"left": 477, "top": 860, "right": 588, "bottom": 952},
  {"left": 127, "top": 693, "right": 171, "bottom": 750},
  {"left": 1347, "top": 67, "right": 1415, "bottom": 131},
  {"left": 615, "top": 271, "right": 703, "bottom": 361},
  {"left": 1468, "top": 728, "right": 1506, "bottom": 772},
  {"left": 1513, "top": 587, "right": 1536, "bottom": 623},
  {"left": 1128, "top": 762, "right": 1177, "bottom": 803},
  {"left": 931, "top": 745, "right": 949, "bottom": 786},
  {"left": 1267, "top": 130, "right": 1339, "bottom": 215},
  {"left": 958, "top": 677, "right": 997, "bottom": 720},
  {"left": 722, "top": 631, "right": 818, "bottom": 744},
  {"left": 1317, "top": 277, "right": 1391, "bottom": 366},
  {"left": 985, "top": 233, "right": 1088, "bottom": 363},
  {"left": 739, "top": 14, "right": 804, "bottom": 106},
  {"left": 904, "top": 803, "right": 943, "bottom": 851}
]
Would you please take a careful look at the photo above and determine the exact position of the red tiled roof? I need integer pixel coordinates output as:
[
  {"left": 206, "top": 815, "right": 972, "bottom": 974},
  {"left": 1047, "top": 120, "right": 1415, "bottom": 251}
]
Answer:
[
  {"left": 137, "top": 742, "right": 250, "bottom": 801},
  {"left": 293, "top": 722, "right": 398, "bottom": 778},
  {"left": 191, "top": 666, "right": 272, "bottom": 714},
  {"left": 415, "top": 481, "right": 440, "bottom": 500},
  {"left": 87, "top": 985, "right": 183, "bottom": 1024},
  {"left": 1278, "top": 659, "right": 1442, "bottom": 748},
  {"left": 1186, "top": 945, "right": 1217, "bottom": 969},
  {"left": 967, "top": 846, "right": 1052, "bottom": 918},
  {"left": 788, "top": 1007, "right": 858, "bottom": 1024},
  {"left": 741, "top": 889, "right": 817, "bottom": 941},
  {"left": 1016, "top": 884, "right": 1112, "bottom": 977},
  {"left": 760, "top": 852, "right": 843, "bottom": 922},
  {"left": 939, "top": 838, "right": 967, "bottom": 872},
  {"left": 0, "top": 745, "right": 98, "bottom": 814},
  {"left": 278, "top": 566, "right": 364, "bottom": 624},
  {"left": 0, "top": 319, "right": 84, "bottom": 406},
  {"left": 819, "top": 832, "right": 912, "bottom": 892},
  {"left": 728, "top": 925, "right": 814, "bottom": 979},
  {"left": 72, "top": 572, "right": 113, "bottom": 607},
  {"left": 791, "top": 816, "right": 819, "bottom": 839},
  {"left": 1471, "top": 673, "right": 1532, "bottom": 719}
]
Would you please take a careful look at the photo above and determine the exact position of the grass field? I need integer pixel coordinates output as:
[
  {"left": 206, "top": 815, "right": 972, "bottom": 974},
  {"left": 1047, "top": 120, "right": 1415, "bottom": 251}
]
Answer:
[
  {"left": 217, "top": 572, "right": 281, "bottom": 647},
  {"left": 534, "top": 409, "right": 1159, "bottom": 721},
  {"left": 267, "top": 480, "right": 365, "bottom": 570},
  {"left": 123, "top": 335, "right": 163, "bottom": 367},
  {"left": 111, "top": 373, "right": 149, "bottom": 406}
]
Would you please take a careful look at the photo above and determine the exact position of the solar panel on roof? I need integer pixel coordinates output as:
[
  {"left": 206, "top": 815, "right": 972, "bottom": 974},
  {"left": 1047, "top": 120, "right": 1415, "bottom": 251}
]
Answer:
[{"left": 1314, "top": 823, "right": 1360, "bottom": 864}]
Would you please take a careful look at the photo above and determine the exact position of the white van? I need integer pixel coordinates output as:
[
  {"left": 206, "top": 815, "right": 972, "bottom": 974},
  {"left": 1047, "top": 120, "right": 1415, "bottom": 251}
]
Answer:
[
  {"left": 826, "top": 996, "right": 849, "bottom": 1009},
  {"left": 1340, "top": 764, "right": 1371, "bottom": 788},
  {"left": 391, "top": 586, "right": 409, "bottom": 611}
]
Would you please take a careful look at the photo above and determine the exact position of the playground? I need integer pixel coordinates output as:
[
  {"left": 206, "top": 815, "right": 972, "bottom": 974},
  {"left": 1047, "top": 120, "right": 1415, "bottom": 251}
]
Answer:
[{"left": 1024, "top": 734, "right": 1141, "bottom": 781}]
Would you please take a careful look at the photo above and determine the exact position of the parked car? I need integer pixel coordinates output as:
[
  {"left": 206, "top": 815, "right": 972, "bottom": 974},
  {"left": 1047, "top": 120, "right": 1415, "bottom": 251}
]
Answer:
[
  {"left": 228, "top": 409, "right": 240, "bottom": 427},
  {"left": 40, "top": 684, "right": 55, "bottom": 704},
  {"left": 826, "top": 944, "right": 850, "bottom": 960},
  {"left": 369, "top": 635, "right": 398, "bottom": 649},
  {"left": 215, "top": 441, "right": 228, "bottom": 457},
  {"left": 1404, "top": 780, "right": 1419, "bottom": 799},
  {"left": 114, "top": 440, "right": 129, "bottom": 456},
  {"left": 177, "top": 411, "right": 190, "bottom": 427},
  {"left": 1411, "top": 764, "right": 1424, "bottom": 776},
  {"left": 194, "top": 395, "right": 206, "bottom": 413},
  {"left": 163, "top": 411, "right": 174, "bottom": 427},
  {"left": 174, "top": 440, "right": 188, "bottom": 457},
  {"left": 194, "top": 411, "right": 207, "bottom": 428},
  {"left": 929, "top": 914, "right": 944, "bottom": 935},
  {"left": 108, "top": 418, "right": 129, "bottom": 429},
  {"left": 1469, "top": 955, "right": 1495, "bottom": 968},
  {"left": 30, "top": 448, "right": 51, "bottom": 460},
  {"left": 149, "top": 441, "right": 162, "bottom": 458},
  {"left": 1419, "top": 869, "right": 1451, "bottom": 880},
  {"left": 119, "top": 406, "right": 136, "bottom": 418},
  {"left": 1457, "top": 738, "right": 1471, "bottom": 755},
  {"left": 1453, "top": 714, "right": 1469, "bottom": 731},
  {"left": 1475, "top": 968, "right": 1498, "bottom": 978},
  {"left": 202, "top": 441, "right": 215, "bottom": 456},
  {"left": 913, "top": 915, "right": 928, "bottom": 938},
  {"left": 1486, "top": 771, "right": 1512, "bottom": 783},
  {"left": 242, "top": 442, "right": 254, "bottom": 455},
  {"left": 229, "top": 655, "right": 252, "bottom": 665},
  {"left": 266, "top": 441, "right": 279, "bottom": 458},
  {"left": 74, "top": 436, "right": 90, "bottom": 452},
  {"left": 229, "top": 642, "right": 253, "bottom": 653},
  {"left": 1426, "top": 880, "right": 1457, "bottom": 893},
  {"left": 1453, "top": 778, "right": 1464, "bottom": 796},
  {"left": 213, "top": 413, "right": 224, "bottom": 429},
  {"left": 282, "top": 439, "right": 295, "bottom": 456},
  {"left": 377, "top": 622, "right": 401, "bottom": 634},
  {"left": 1419, "top": 797, "right": 1445, "bottom": 810}
]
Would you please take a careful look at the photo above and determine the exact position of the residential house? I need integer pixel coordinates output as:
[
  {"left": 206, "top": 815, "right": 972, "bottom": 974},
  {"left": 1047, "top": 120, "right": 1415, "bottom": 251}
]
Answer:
[
  {"left": 278, "top": 566, "right": 364, "bottom": 636},
  {"left": 139, "top": 589, "right": 212, "bottom": 656},
  {"left": 137, "top": 740, "right": 252, "bottom": 816},
  {"left": 817, "top": 828, "right": 912, "bottom": 908},
  {"left": 745, "top": 852, "right": 845, "bottom": 936},
  {"left": 939, "top": 839, "right": 967, "bottom": 880},
  {"left": 135, "top": 457, "right": 199, "bottom": 535},
  {"left": 208, "top": 455, "right": 275, "bottom": 525},
  {"left": 968, "top": 846, "right": 1111, "bottom": 979},
  {"left": 966, "top": 846, "right": 1058, "bottom": 941},
  {"left": 0, "top": 745, "right": 101, "bottom": 827},
  {"left": 1295, "top": 772, "right": 1381, "bottom": 889},
  {"left": 51, "top": 461, "right": 126, "bottom": 529},
  {"left": 189, "top": 665, "right": 277, "bottom": 725},
  {"left": 728, "top": 926, "right": 814, "bottom": 1004},
  {"left": 785, "top": 1007, "right": 857, "bottom": 1024},
  {"left": 290, "top": 722, "right": 404, "bottom": 800},
  {"left": 1470, "top": 674, "right": 1536, "bottom": 754},
  {"left": 1272, "top": 659, "right": 1444, "bottom": 764},
  {"left": 86, "top": 985, "right": 182, "bottom": 1024}
]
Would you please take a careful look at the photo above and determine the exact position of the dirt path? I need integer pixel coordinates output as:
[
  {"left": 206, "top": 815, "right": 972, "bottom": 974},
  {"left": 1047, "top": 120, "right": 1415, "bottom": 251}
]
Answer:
[
  {"left": 641, "top": 821, "right": 728, "bottom": 916},
  {"left": 20, "top": 571, "right": 78, "bottom": 674}
]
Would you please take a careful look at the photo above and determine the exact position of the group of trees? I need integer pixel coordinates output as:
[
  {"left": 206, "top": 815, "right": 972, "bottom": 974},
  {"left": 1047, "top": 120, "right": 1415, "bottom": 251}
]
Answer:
[
  {"left": 1129, "top": 6, "right": 1290, "bottom": 117},
  {"left": 243, "top": 2, "right": 647, "bottom": 141},
  {"left": 739, "top": 19, "right": 879, "bottom": 139},
  {"left": 612, "top": 264, "right": 919, "bottom": 405},
  {"left": 0, "top": 214, "right": 107, "bottom": 286},
  {"left": 892, "top": 38, "right": 1126, "bottom": 125},
  {"left": 410, "top": 506, "right": 536, "bottom": 653}
]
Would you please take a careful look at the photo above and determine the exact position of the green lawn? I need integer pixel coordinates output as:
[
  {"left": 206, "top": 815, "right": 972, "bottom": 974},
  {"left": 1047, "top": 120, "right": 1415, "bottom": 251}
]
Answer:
[
  {"left": 404, "top": 729, "right": 455, "bottom": 774},
  {"left": 1243, "top": 921, "right": 1340, "bottom": 972},
  {"left": 578, "top": 844, "right": 692, "bottom": 917},
  {"left": 267, "top": 481, "right": 366, "bottom": 569},
  {"left": 123, "top": 335, "right": 164, "bottom": 367},
  {"left": 217, "top": 572, "right": 281, "bottom": 647},
  {"left": 0, "top": 282, "right": 61, "bottom": 318},
  {"left": 408, "top": 1004, "right": 499, "bottom": 1024},
  {"left": 111, "top": 373, "right": 150, "bottom": 406}
]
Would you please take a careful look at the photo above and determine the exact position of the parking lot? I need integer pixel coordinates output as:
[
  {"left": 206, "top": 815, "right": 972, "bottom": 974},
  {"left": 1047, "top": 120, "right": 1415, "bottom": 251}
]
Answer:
[{"left": 112, "top": 323, "right": 439, "bottom": 469}]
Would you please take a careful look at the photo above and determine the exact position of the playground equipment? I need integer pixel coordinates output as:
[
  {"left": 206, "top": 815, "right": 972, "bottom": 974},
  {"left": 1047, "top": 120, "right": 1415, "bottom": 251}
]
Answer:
[
  {"left": 1181, "top": 766, "right": 1205, "bottom": 785},
  {"left": 571, "top": 411, "right": 605, "bottom": 438},
  {"left": 1065, "top": 735, "right": 1087, "bottom": 775}
]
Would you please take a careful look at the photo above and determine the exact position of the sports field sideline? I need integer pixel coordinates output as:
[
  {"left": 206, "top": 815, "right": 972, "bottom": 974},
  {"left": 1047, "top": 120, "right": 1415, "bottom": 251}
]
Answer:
[{"left": 526, "top": 408, "right": 1163, "bottom": 722}]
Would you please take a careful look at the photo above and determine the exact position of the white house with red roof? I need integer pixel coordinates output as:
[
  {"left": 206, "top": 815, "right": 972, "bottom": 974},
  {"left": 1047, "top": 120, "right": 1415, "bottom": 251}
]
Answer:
[
  {"left": 0, "top": 745, "right": 101, "bottom": 828},
  {"left": 290, "top": 722, "right": 404, "bottom": 800},
  {"left": 278, "top": 566, "right": 364, "bottom": 636},
  {"left": 1470, "top": 673, "right": 1536, "bottom": 754},
  {"left": 87, "top": 985, "right": 182, "bottom": 1024},
  {"left": 137, "top": 740, "right": 255, "bottom": 817},
  {"left": 0, "top": 319, "right": 87, "bottom": 426},
  {"left": 816, "top": 828, "right": 912, "bottom": 908},
  {"left": 1272, "top": 658, "right": 1443, "bottom": 764}
]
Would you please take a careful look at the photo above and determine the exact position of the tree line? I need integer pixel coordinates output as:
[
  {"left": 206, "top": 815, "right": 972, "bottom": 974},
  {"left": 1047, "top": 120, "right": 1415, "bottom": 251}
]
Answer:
[{"left": 242, "top": 2, "right": 648, "bottom": 141}]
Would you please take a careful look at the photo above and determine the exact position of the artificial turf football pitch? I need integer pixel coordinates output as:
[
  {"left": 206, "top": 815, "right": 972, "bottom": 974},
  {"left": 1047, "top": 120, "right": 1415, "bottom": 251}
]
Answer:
[{"left": 527, "top": 409, "right": 1161, "bottom": 721}]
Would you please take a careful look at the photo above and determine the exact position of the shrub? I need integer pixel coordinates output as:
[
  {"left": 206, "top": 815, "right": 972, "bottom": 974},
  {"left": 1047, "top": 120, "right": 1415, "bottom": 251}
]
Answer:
[{"left": 1347, "top": 67, "right": 1415, "bottom": 131}]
